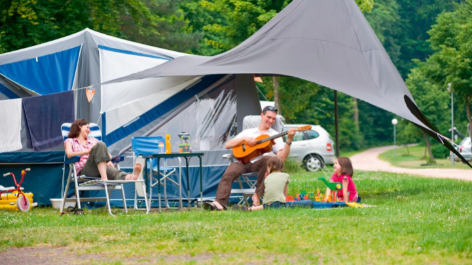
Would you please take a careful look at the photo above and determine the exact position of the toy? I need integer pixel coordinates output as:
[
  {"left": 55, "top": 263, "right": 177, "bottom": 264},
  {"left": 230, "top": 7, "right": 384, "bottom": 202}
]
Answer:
[
  {"left": 346, "top": 202, "right": 365, "bottom": 208},
  {"left": 0, "top": 168, "right": 35, "bottom": 211},
  {"left": 178, "top": 132, "right": 191, "bottom": 153},
  {"left": 318, "top": 177, "right": 342, "bottom": 203}
]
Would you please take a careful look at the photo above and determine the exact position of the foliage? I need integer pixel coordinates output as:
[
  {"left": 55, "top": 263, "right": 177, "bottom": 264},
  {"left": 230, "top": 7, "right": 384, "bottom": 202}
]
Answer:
[
  {"left": 431, "top": 144, "right": 450, "bottom": 159},
  {"left": 392, "top": 0, "right": 458, "bottom": 78},
  {"left": 402, "top": 67, "right": 451, "bottom": 160},
  {"left": 423, "top": 0, "right": 472, "bottom": 140},
  {"left": 0, "top": 0, "right": 199, "bottom": 54}
]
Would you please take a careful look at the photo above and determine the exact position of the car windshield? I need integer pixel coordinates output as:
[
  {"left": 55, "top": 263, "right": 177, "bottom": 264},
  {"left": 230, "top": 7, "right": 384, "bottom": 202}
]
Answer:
[{"left": 460, "top": 137, "right": 471, "bottom": 146}]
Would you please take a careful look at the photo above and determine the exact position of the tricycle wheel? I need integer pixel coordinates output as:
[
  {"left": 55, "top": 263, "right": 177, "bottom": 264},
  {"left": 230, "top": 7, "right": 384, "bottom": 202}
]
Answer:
[{"left": 17, "top": 195, "right": 31, "bottom": 212}]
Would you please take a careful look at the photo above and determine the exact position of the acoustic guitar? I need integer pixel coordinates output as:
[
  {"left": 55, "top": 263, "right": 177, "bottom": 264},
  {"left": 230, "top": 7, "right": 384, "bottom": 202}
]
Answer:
[{"left": 232, "top": 125, "right": 312, "bottom": 164}]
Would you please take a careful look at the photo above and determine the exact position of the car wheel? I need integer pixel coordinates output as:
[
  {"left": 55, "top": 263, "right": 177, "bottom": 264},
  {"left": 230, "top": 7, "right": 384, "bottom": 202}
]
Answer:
[{"left": 303, "top": 155, "right": 323, "bottom": 172}]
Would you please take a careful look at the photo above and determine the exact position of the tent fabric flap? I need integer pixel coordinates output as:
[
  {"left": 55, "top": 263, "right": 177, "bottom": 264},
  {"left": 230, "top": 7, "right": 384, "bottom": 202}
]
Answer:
[
  {"left": 0, "top": 46, "right": 81, "bottom": 95},
  {"left": 103, "top": 74, "right": 223, "bottom": 146}
]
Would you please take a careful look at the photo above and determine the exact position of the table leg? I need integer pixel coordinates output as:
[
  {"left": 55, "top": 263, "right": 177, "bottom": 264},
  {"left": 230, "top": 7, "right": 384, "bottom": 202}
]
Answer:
[
  {"left": 199, "top": 156, "right": 203, "bottom": 208},
  {"left": 177, "top": 157, "right": 183, "bottom": 210},
  {"left": 185, "top": 157, "right": 190, "bottom": 207},
  {"left": 144, "top": 158, "right": 150, "bottom": 208},
  {"left": 157, "top": 157, "right": 161, "bottom": 213}
]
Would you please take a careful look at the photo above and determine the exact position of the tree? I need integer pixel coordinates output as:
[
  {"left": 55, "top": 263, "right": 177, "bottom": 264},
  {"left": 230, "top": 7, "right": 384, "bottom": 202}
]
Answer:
[
  {"left": 423, "top": 0, "right": 472, "bottom": 141},
  {"left": 405, "top": 67, "right": 450, "bottom": 162},
  {"left": 0, "top": 0, "right": 198, "bottom": 54}
]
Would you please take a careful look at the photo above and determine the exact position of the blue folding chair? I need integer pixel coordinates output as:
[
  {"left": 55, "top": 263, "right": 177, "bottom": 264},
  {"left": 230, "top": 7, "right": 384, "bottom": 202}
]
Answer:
[
  {"left": 60, "top": 123, "right": 149, "bottom": 215},
  {"left": 131, "top": 136, "right": 182, "bottom": 209}
]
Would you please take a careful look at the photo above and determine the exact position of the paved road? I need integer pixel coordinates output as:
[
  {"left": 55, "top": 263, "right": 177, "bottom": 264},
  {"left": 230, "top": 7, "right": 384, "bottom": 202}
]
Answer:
[{"left": 350, "top": 145, "right": 472, "bottom": 181}]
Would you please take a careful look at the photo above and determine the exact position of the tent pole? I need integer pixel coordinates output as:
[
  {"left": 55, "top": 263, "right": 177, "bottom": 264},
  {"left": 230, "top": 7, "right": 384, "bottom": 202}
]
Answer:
[{"left": 334, "top": 90, "right": 340, "bottom": 157}]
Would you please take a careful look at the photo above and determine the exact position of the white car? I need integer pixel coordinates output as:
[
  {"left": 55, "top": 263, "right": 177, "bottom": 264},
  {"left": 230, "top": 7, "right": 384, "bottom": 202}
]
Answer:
[
  {"left": 454, "top": 137, "right": 472, "bottom": 161},
  {"left": 284, "top": 124, "right": 335, "bottom": 171}
]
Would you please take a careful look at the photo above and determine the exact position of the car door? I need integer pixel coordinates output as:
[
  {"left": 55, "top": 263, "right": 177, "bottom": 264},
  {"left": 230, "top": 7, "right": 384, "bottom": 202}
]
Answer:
[{"left": 465, "top": 138, "right": 472, "bottom": 160}]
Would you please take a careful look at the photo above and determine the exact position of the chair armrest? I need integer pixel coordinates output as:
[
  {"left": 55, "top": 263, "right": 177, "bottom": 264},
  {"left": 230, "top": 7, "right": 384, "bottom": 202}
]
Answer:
[
  {"left": 111, "top": 155, "right": 124, "bottom": 163},
  {"left": 65, "top": 156, "right": 80, "bottom": 164}
]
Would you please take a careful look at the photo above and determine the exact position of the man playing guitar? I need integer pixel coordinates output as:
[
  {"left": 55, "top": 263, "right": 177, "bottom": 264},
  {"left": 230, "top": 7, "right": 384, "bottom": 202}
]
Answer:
[{"left": 205, "top": 106, "right": 296, "bottom": 211}]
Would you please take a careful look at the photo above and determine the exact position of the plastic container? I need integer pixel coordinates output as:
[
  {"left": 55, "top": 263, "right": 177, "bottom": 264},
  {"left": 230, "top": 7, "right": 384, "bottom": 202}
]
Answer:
[{"left": 50, "top": 198, "right": 75, "bottom": 209}]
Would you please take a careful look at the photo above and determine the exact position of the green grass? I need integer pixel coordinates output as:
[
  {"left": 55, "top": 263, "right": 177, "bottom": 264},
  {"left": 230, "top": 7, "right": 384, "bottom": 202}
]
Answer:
[
  {"left": 339, "top": 147, "right": 371, "bottom": 158},
  {"left": 1, "top": 170, "right": 472, "bottom": 264},
  {"left": 379, "top": 145, "right": 471, "bottom": 169}
]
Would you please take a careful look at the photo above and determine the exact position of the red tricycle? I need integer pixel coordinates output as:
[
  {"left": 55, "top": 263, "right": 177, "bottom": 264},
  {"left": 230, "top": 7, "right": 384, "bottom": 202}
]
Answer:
[{"left": 0, "top": 168, "right": 33, "bottom": 212}]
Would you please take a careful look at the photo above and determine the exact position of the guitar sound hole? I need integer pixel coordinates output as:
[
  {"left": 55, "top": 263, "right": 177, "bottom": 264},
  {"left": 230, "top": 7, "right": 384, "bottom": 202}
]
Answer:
[{"left": 242, "top": 144, "right": 246, "bottom": 152}]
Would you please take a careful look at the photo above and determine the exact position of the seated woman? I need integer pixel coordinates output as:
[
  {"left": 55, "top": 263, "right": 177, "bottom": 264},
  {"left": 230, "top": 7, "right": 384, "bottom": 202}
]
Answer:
[{"left": 64, "top": 119, "right": 141, "bottom": 180}]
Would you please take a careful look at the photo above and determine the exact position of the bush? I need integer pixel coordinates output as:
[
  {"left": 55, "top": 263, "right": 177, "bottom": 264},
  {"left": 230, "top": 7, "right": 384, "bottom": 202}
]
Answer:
[{"left": 431, "top": 144, "right": 449, "bottom": 159}]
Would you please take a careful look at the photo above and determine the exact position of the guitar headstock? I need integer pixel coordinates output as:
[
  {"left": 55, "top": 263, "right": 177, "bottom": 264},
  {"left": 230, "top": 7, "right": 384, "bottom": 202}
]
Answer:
[{"left": 296, "top": 125, "right": 312, "bottom": 131}]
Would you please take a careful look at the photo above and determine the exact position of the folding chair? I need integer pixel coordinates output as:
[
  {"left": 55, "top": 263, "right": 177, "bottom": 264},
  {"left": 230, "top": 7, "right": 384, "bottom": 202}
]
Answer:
[
  {"left": 226, "top": 115, "right": 285, "bottom": 205},
  {"left": 131, "top": 136, "right": 182, "bottom": 209},
  {"left": 60, "top": 123, "right": 149, "bottom": 216}
]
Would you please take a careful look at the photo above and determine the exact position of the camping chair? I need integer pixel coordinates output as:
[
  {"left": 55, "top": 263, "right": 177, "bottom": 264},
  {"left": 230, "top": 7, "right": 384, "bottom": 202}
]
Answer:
[
  {"left": 225, "top": 115, "right": 285, "bottom": 205},
  {"left": 60, "top": 123, "right": 149, "bottom": 216},
  {"left": 131, "top": 136, "right": 182, "bottom": 209}
]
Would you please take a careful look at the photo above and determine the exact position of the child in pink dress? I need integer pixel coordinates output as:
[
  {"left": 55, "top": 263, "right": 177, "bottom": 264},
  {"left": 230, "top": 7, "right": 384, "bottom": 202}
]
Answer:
[{"left": 323, "top": 157, "right": 358, "bottom": 203}]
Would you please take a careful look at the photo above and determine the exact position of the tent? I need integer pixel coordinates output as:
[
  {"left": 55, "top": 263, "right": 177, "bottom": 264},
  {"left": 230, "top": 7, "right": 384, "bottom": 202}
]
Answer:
[
  {"left": 105, "top": 0, "right": 471, "bottom": 167},
  {"left": 0, "top": 29, "right": 262, "bottom": 206}
]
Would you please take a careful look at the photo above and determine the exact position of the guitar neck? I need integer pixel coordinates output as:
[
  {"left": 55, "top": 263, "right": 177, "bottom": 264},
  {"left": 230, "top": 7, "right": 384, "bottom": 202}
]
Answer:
[{"left": 256, "top": 131, "right": 288, "bottom": 144}]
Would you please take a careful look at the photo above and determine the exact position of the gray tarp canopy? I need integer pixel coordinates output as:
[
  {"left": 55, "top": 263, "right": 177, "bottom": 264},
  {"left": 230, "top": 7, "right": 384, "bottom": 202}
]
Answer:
[{"left": 104, "top": 0, "right": 470, "bottom": 166}]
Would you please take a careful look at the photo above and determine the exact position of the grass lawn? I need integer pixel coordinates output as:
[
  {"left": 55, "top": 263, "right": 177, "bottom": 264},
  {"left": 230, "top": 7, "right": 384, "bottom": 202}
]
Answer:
[
  {"left": 1, "top": 169, "right": 472, "bottom": 264},
  {"left": 379, "top": 145, "right": 471, "bottom": 170},
  {"left": 338, "top": 148, "right": 370, "bottom": 158}
]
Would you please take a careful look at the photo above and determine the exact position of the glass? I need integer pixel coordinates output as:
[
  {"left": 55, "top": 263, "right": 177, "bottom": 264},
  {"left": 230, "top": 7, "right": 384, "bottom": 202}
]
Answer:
[
  {"left": 304, "top": 130, "right": 319, "bottom": 140},
  {"left": 263, "top": 106, "right": 278, "bottom": 113}
]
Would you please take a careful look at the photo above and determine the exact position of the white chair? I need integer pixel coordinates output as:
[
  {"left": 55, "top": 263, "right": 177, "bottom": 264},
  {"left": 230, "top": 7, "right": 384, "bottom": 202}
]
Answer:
[
  {"left": 60, "top": 123, "right": 149, "bottom": 216},
  {"left": 226, "top": 115, "right": 285, "bottom": 205}
]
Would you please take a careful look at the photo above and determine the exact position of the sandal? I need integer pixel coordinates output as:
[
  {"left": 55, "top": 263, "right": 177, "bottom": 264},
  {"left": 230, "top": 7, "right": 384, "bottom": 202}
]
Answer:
[
  {"left": 203, "top": 201, "right": 216, "bottom": 211},
  {"left": 204, "top": 201, "right": 226, "bottom": 211}
]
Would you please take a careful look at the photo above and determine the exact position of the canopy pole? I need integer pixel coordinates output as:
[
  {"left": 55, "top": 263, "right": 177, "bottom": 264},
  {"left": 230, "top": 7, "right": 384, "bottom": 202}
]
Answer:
[{"left": 334, "top": 90, "right": 339, "bottom": 157}]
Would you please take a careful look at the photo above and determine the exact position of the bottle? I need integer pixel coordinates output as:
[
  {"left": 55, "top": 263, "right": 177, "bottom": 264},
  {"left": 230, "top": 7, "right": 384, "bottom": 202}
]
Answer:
[
  {"left": 158, "top": 142, "right": 165, "bottom": 154},
  {"left": 165, "top": 134, "right": 171, "bottom": 154}
]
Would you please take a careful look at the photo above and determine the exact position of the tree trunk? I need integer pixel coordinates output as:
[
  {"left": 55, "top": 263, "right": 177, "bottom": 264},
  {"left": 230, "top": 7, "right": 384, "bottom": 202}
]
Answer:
[
  {"left": 353, "top": 98, "right": 359, "bottom": 132},
  {"left": 466, "top": 96, "right": 472, "bottom": 139},
  {"left": 405, "top": 144, "right": 410, "bottom": 155},
  {"left": 272, "top": 76, "right": 281, "bottom": 116},
  {"left": 422, "top": 131, "right": 434, "bottom": 163}
]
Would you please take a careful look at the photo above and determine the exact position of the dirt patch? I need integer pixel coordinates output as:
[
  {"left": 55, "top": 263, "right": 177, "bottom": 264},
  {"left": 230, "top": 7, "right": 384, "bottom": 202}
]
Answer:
[
  {"left": 350, "top": 145, "right": 472, "bottom": 181},
  {"left": 0, "top": 246, "right": 311, "bottom": 264}
]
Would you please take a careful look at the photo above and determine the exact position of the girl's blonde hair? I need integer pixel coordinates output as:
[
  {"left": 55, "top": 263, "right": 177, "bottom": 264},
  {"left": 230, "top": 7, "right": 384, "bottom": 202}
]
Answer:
[
  {"left": 337, "top": 157, "right": 354, "bottom": 177},
  {"left": 267, "top": 156, "right": 283, "bottom": 173}
]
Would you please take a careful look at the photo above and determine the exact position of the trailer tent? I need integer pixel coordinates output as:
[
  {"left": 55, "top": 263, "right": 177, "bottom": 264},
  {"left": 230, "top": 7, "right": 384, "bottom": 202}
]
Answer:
[{"left": 0, "top": 29, "right": 262, "bottom": 206}]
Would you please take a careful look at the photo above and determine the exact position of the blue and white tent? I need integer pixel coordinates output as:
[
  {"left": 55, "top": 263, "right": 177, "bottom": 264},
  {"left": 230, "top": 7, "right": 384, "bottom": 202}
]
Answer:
[{"left": 0, "top": 29, "right": 262, "bottom": 206}]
